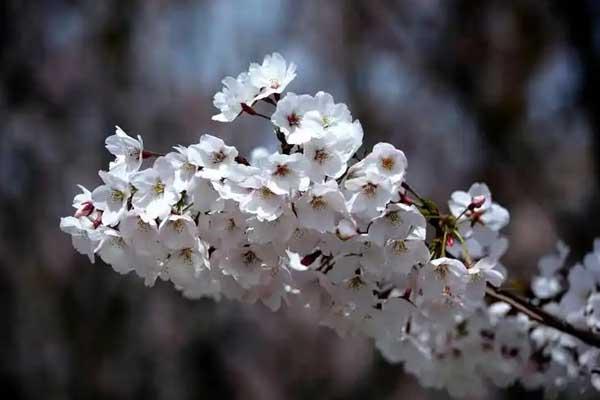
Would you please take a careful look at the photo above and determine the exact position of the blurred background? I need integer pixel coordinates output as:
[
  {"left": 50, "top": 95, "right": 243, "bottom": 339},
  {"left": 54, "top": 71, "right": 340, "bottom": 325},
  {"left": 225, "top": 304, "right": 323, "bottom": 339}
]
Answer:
[{"left": 1, "top": 0, "right": 600, "bottom": 398}]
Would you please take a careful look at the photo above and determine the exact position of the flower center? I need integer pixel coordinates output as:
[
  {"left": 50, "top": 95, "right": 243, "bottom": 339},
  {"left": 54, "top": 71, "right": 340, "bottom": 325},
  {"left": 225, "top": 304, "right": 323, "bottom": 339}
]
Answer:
[
  {"left": 183, "top": 162, "right": 197, "bottom": 173},
  {"left": 259, "top": 186, "right": 275, "bottom": 199},
  {"left": 347, "top": 275, "right": 365, "bottom": 290},
  {"left": 226, "top": 218, "right": 237, "bottom": 231},
  {"left": 137, "top": 219, "right": 151, "bottom": 232},
  {"left": 381, "top": 157, "right": 395, "bottom": 171},
  {"left": 310, "top": 195, "right": 327, "bottom": 210},
  {"left": 274, "top": 164, "right": 290, "bottom": 177},
  {"left": 434, "top": 264, "right": 449, "bottom": 280},
  {"left": 111, "top": 237, "right": 127, "bottom": 248},
  {"left": 153, "top": 180, "right": 165, "bottom": 195},
  {"left": 180, "top": 248, "right": 194, "bottom": 265},
  {"left": 269, "top": 78, "right": 280, "bottom": 89},
  {"left": 314, "top": 149, "right": 330, "bottom": 164},
  {"left": 111, "top": 189, "right": 125, "bottom": 203},
  {"left": 212, "top": 150, "right": 227, "bottom": 164},
  {"left": 287, "top": 113, "right": 301, "bottom": 127},
  {"left": 128, "top": 149, "right": 141, "bottom": 159},
  {"left": 362, "top": 182, "right": 378, "bottom": 198},
  {"left": 385, "top": 211, "right": 402, "bottom": 225},
  {"left": 171, "top": 219, "right": 185, "bottom": 233},
  {"left": 242, "top": 250, "right": 259, "bottom": 265},
  {"left": 392, "top": 240, "right": 408, "bottom": 255}
]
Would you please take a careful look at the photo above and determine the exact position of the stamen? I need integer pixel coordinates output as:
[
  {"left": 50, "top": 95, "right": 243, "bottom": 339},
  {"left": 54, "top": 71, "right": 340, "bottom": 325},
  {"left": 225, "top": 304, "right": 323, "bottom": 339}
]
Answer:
[
  {"left": 392, "top": 240, "right": 408, "bottom": 255},
  {"left": 153, "top": 180, "right": 165, "bottom": 195},
  {"left": 309, "top": 195, "right": 327, "bottom": 210},
  {"left": 274, "top": 164, "right": 290, "bottom": 177},
  {"left": 314, "top": 149, "right": 330, "bottom": 164},
  {"left": 287, "top": 113, "right": 301, "bottom": 127},
  {"left": 362, "top": 182, "right": 378, "bottom": 198},
  {"left": 385, "top": 211, "right": 402, "bottom": 225},
  {"left": 259, "top": 186, "right": 275, "bottom": 199},
  {"left": 381, "top": 157, "right": 395, "bottom": 171},
  {"left": 242, "top": 250, "right": 258, "bottom": 265},
  {"left": 212, "top": 150, "right": 227, "bottom": 164},
  {"left": 111, "top": 189, "right": 125, "bottom": 202}
]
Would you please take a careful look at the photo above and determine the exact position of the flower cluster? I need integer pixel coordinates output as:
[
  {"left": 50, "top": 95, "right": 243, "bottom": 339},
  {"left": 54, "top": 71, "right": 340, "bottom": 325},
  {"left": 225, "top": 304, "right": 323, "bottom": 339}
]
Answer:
[{"left": 60, "top": 52, "right": 600, "bottom": 397}]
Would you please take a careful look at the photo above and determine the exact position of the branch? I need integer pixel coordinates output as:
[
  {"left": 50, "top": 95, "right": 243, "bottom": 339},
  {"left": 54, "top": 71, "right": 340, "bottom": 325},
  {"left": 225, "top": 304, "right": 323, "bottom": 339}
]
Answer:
[{"left": 485, "top": 285, "right": 600, "bottom": 348}]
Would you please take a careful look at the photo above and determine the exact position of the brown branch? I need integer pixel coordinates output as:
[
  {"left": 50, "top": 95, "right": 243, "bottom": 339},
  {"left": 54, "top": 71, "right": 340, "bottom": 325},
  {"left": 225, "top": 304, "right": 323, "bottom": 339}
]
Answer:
[{"left": 486, "top": 285, "right": 600, "bottom": 348}]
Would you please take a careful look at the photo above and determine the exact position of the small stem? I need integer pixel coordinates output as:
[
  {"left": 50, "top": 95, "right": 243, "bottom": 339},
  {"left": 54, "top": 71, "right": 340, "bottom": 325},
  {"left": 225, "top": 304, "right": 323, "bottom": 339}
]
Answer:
[
  {"left": 454, "top": 230, "right": 473, "bottom": 266},
  {"left": 262, "top": 97, "right": 277, "bottom": 106},
  {"left": 142, "top": 150, "right": 164, "bottom": 159},
  {"left": 240, "top": 103, "right": 271, "bottom": 120},
  {"left": 253, "top": 112, "right": 271, "bottom": 120},
  {"left": 441, "top": 230, "right": 448, "bottom": 257},
  {"left": 276, "top": 129, "right": 293, "bottom": 155},
  {"left": 401, "top": 181, "right": 424, "bottom": 202}
]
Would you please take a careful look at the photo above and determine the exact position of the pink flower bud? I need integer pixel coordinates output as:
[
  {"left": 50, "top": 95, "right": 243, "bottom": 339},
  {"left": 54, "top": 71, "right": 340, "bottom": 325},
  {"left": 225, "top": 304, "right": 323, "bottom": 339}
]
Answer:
[
  {"left": 74, "top": 201, "right": 94, "bottom": 218},
  {"left": 469, "top": 195, "right": 486, "bottom": 210}
]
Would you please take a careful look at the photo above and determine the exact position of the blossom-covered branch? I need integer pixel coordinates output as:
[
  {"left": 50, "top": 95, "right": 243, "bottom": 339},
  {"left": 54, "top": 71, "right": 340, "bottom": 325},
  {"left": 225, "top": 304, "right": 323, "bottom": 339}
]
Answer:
[{"left": 60, "top": 52, "right": 600, "bottom": 397}]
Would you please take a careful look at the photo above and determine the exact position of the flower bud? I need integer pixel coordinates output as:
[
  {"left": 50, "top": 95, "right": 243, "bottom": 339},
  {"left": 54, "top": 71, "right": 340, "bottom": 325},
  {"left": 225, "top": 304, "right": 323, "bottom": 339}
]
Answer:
[
  {"left": 469, "top": 195, "right": 486, "bottom": 210},
  {"left": 74, "top": 201, "right": 94, "bottom": 218}
]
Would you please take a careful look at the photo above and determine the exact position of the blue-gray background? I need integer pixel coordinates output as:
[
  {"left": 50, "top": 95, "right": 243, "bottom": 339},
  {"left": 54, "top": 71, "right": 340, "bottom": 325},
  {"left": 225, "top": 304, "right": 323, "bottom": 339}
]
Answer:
[{"left": 1, "top": 1, "right": 600, "bottom": 399}]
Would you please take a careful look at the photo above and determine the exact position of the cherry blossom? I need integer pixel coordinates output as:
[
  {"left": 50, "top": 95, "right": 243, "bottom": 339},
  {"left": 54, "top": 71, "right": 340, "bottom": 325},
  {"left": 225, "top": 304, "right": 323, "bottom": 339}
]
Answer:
[{"left": 60, "top": 52, "right": 600, "bottom": 398}]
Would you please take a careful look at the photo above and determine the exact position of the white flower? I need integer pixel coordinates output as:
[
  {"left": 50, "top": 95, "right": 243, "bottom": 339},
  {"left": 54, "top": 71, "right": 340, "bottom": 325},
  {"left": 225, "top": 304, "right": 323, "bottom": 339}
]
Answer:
[
  {"left": 464, "top": 258, "right": 505, "bottom": 304},
  {"left": 165, "top": 146, "right": 200, "bottom": 192},
  {"left": 327, "top": 120, "right": 364, "bottom": 162},
  {"left": 560, "top": 264, "right": 595, "bottom": 318},
  {"left": 248, "top": 52, "right": 296, "bottom": 100},
  {"left": 585, "top": 293, "right": 600, "bottom": 332},
  {"left": 271, "top": 93, "right": 323, "bottom": 144},
  {"left": 188, "top": 134, "right": 238, "bottom": 180},
  {"left": 96, "top": 229, "right": 134, "bottom": 274},
  {"left": 130, "top": 157, "right": 179, "bottom": 220},
  {"left": 419, "top": 258, "right": 468, "bottom": 300},
  {"left": 158, "top": 214, "right": 197, "bottom": 250},
  {"left": 368, "top": 203, "right": 426, "bottom": 247},
  {"left": 302, "top": 137, "right": 347, "bottom": 182},
  {"left": 206, "top": 203, "right": 248, "bottom": 249},
  {"left": 105, "top": 126, "right": 143, "bottom": 175},
  {"left": 345, "top": 172, "right": 393, "bottom": 220},
  {"left": 381, "top": 238, "right": 429, "bottom": 279},
  {"left": 118, "top": 210, "right": 165, "bottom": 258},
  {"left": 212, "top": 72, "right": 259, "bottom": 122},
  {"left": 362, "top": 142, "right": 407, "bottom": 183},
  {"left": 449, "top": 183, "right": 509, "bottom": 231},
  {"left": 187, "top": 175, "right": 223, "bottom": 213},
  {"left": 216, "top": 245, "right": 278, "bottom": 289},
  {"left": 72, "top": 185, "right": 94, "bottom": 217},
  {"left": 91, "top": 170, "right": 131, "bottom": 226},
  {"left": 249, "top": 146, "right": 270, "bottom": 167},
  {"left": 262, "top": 152, "right": 308, "bottom": 195},
  {"left": 531, "top": 276, "right": 563, "bottom": 299},
  {"left": 237, "top": 176, "right": 287, "bottom": 221},
  {"left": 295, "top": 181, "right": 348, "bottom": 233},
  {"left": 309, "top": 91, "right": 352, "bottom": 128},
  {"left": 165, "top": 239, "right": 210, "bottom": 290},
  {"left": 583, "top": 239, "right": 600, "bottom": 284},
  {"left": 246, "top": 210, "right": 297, "bottom": 244},
  {"left": 59, "top": 216, "right": 102, "bottom": 263}
]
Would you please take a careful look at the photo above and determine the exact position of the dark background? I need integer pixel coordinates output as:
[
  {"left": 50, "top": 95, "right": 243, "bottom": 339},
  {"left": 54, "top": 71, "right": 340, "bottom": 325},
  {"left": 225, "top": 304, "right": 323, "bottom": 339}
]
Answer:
[{"left": 1, "top": 1, "right": 600, "bottom": 399}]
